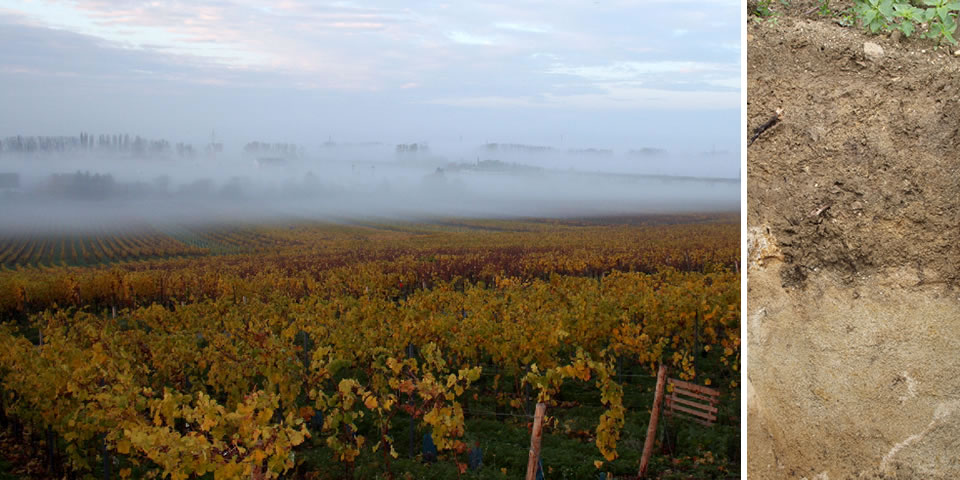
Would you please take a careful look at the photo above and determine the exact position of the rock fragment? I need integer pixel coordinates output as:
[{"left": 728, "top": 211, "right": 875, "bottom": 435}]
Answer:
[{"left": 864, "top": 42, "right": 884, "bottom": 62}]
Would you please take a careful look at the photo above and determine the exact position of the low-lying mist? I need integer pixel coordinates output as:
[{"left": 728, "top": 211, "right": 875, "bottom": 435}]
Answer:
[{"left": 0, "top": 144, "right": 738, "bottom": 233}]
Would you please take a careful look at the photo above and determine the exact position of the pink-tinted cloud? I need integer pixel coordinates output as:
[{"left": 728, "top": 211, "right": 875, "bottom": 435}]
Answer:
[{"left": 4, "top": 0, "right": 740, "bottom": 109}]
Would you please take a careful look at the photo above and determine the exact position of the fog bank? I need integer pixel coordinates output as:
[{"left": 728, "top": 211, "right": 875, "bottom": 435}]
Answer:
[{"left": 0, "top": 146, "right": 738, "bottom": 233}]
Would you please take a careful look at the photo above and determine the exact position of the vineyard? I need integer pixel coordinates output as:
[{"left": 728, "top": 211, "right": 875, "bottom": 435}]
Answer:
[
  {"left": 0, "top": 215, "right": 740, "bottom": 479},
  {"left": 0, "top": 224, "right": 306, "bottom": 269}
]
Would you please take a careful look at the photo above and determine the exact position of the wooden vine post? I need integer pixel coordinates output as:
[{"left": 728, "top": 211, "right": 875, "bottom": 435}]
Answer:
[
  {"left": 101, "top": 434, "right": 111, "bottom": 480},
  {"left": 524, "top": 402, "right": 547, "bottom": 480},
  {"left": 638, "top": 364, "right": 668, "bottom": 478},
  {"left": 406, "top": 343, "right": 417, "bottom": 459}
]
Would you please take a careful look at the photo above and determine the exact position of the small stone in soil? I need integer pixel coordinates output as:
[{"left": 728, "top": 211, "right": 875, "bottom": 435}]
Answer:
[{"left": 864, "top": 42, "right": 884, "bottom": 62}]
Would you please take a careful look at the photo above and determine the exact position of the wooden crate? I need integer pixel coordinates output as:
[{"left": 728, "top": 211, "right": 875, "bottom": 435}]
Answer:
[{"left": 664, "top": 378, "right": 720, "bottom": 426}]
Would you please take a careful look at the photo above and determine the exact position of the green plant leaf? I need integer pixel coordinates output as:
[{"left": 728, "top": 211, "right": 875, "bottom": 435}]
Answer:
[
  {"left": 894, "top": 3, "right": 922, "bottom": 20},
  {"left": 878, "top": 0, "right": 895, "bottom": 18},
  {"left": 936, "top": 5, "right": 951, "bottom": 21}
]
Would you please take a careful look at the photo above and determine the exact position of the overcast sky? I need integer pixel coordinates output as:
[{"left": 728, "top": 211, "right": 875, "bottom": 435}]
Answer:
[{"left": 0, "top": 0, "right": 740, "bottom": 156}]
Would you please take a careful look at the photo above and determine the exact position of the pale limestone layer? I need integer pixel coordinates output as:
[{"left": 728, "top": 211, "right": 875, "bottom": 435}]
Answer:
[{"left": 748, "top": 226, "right": 960, "bottom": 479}]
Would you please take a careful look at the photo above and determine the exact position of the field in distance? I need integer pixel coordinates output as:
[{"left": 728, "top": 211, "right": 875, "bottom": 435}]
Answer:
[{"left": 0, "top": 214, "right": 740, "bottom": 479}]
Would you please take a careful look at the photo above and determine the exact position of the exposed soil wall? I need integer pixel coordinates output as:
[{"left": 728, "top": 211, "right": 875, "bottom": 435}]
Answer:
[{"left": 748, "top": 11, "right": 960, "bottom": 479}]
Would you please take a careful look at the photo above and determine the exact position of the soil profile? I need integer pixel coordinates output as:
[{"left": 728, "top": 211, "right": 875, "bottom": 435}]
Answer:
[{"left": 748, "top": 4, "right": 960, "bottom": 479}]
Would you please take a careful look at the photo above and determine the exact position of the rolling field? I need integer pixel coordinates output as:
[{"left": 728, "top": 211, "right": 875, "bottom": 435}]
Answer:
[
  {"left": 0, "top": 224, "right": 304, "bottom": 268},
  {"left": 0, "top": 214, "right": 740, "bottom": 479}
]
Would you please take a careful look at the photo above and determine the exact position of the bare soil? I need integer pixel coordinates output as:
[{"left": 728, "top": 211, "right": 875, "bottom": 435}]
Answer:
[{"left": 748, "top": 9, "right": 960, "bottom": 480}]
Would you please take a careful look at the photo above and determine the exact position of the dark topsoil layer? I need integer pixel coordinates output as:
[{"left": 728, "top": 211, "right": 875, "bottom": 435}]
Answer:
[{"left": 748, "top": 9, "right": 960, "bottom": 288}]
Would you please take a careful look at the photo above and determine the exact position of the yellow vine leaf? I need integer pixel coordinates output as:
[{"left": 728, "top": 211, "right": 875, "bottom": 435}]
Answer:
[
  {"left": 252, "top": 449, "right": 267, "bottom": 463},
  {"left": 116, "top": 439, "right": 131, "bottom": 454}
]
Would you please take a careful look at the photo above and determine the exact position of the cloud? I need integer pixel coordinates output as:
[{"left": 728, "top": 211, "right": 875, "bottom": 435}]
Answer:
[
  {"left": 530, "top": 52, "right": 561, "bottom": 60},
  {"left": 543, "top": 60, "right": 739, "bottom": 98},
  {"left": 0, "top": 18, "right": 211, "bottom": 79},
  {"left": 0, "top": 0, "right": 740, "bottom": 155},
  {"left": 494, "top": 22, "right": 550, "bottom": 33},
  {"left": 446, "top": 30, "right": 496, "bottom": 45},
  {"left": 327, "top": 22, "right": 386, "bottom": 29},
  {"left": 426, "top": 95, "right": 536, "bottom": 108},
  {"left": 429, "top": 85, "right": 738, "bottom": 110},
  {"left": 606, "top": 0, "right": 739, "bottom": 4},
  {"left": 3, "top": 1, "right": 740, "bottom": 94},
  {"left": 547, "top": 61, "right": 730, "bottom": 80},
  {"left": 703, "top": 77, "right": 740, "bottom": 89}
]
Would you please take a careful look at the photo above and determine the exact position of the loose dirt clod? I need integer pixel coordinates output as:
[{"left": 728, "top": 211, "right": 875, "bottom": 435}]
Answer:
[{"left": 863, "top": 41, "right": 884, "bottom": 61}]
